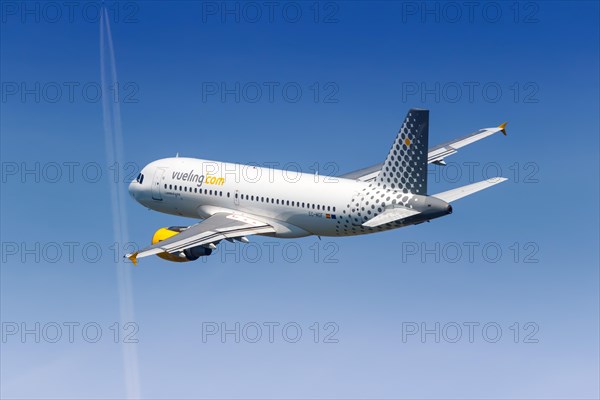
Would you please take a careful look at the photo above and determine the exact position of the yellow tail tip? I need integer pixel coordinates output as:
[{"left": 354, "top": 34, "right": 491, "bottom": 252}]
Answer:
[
  {"left": 498, "top": 122, "right": 508, "bottom": 136},
  {"left": 127, "top": 252, "right": 139, "bottom": 266}
]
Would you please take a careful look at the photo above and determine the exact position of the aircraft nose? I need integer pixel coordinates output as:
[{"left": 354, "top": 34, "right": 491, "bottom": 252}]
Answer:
[{"left": 128, "top": 180, "right": 138, "bottom": 199}]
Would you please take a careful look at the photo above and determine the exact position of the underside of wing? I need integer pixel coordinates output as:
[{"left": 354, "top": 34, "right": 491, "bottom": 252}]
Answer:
[{"left": 125, "top": 212, "right": 276, "bottom": 264}]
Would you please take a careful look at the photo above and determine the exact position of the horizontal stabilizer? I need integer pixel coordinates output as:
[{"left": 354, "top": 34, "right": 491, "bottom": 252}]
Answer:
[
  {"left": 433, "top": 177, "right": 508, "bottom": 203},
  {"left": 362, "top": 207, "right": 421, "bottom": 227}
]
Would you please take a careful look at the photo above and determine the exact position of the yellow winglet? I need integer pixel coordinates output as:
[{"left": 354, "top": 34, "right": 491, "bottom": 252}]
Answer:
[
  {"left": 127, "top": 252, "right": 139, "bottom": 266},
  {"left": 498, "top": 122, "right": 508, "bottom": 136}
]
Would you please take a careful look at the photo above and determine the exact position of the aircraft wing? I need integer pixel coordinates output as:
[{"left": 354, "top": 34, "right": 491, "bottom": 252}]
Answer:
[
  {"left": 339, "top": 123, "right": 507, "bottom": 182},
  {"left": 125, "top": 212, "right": 276, "bottom": 265}
]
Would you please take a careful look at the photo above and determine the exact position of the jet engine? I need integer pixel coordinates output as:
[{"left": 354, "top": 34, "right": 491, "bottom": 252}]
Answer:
[{"left": 151, "top": 226, "right": 213, "bottom": 262}]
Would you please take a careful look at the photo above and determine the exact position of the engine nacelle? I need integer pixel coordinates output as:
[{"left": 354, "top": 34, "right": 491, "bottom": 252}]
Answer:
[
  {"left": 183, "top": 246, "right": 213, "bottom": 260},
  {"left": 151, "top": 227, "right": 213, "bottom": 262}
]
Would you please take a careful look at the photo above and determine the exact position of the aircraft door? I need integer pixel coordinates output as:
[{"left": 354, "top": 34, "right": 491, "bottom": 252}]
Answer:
[{"left": 152, "top": 167, "right": 166, "bottom": 201}]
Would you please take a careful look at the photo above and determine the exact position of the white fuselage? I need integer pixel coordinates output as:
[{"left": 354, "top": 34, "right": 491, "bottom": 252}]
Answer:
[{"left": 129, "top": 157, "right": 448, "bottom": 238}]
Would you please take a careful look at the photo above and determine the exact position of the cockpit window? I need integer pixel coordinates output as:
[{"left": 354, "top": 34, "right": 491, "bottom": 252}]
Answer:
[{"left": 139, "top": 174, "right": 144, "bottom": 184}]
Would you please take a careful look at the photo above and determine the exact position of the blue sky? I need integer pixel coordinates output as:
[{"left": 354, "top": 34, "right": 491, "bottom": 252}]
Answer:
[{"left": 1, "top": 1, "right": 599, "bottom": 399}]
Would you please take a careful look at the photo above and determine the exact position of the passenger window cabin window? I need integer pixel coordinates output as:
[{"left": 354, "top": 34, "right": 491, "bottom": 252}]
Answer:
[
  {"left": 327, "top": 206, "right": 330, "bottom": 211},
  {"left": 251, "top": 195, "right": 254, "bottom": 201},
  {"left": 287, "top": 200, "right": 290, "bottom": 206},
  {"left": 179, "top": 186, "right": 182, "bottom": 191},
  {"left": 276, "top": 199, "right": 279, "bottom": 204},
  {"left": 317, "top": 205, "right": 320, "bottom": 210},
  {"left": 302, "top": 202, "right": 305, "bottom": 208},
  {"left": 261, "top": 197, "right": 264, "bottom": 202},
  {"left": 227, "top": 192, "right": 230, "bottom": 198},
  {"left": 220, "top": 191, "right": 222, "bottom": 196},
  {"left": 210, "top": 190, "right": 213, "bottom": 195},
  {"left": 333, "top": 206, "right": 336, "bottom": 212}
]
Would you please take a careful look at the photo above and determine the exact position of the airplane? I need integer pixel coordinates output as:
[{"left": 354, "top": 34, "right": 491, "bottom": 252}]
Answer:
[{"left": 126, "top": 108, "right": 508, "bottom": 265}]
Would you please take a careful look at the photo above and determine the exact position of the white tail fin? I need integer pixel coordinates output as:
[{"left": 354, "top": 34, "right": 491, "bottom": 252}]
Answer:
[
  {"left": 433, "top": 177, "right": 508, "bottom": 203},
  {"left": 375, "top": 109, "right": 429, "bottom": 194}
]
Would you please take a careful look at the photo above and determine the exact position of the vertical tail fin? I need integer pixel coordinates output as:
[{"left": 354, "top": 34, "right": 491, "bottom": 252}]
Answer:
[{"left": 375, "top": 108, "right": 429, "bottom": 194}]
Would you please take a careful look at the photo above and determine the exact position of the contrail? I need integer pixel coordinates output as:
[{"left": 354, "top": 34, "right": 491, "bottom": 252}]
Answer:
[{"left": 100, "top": 8, "right": 141, "bottom": 399}]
